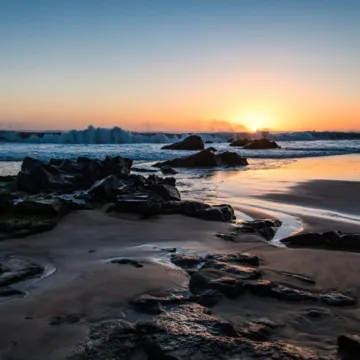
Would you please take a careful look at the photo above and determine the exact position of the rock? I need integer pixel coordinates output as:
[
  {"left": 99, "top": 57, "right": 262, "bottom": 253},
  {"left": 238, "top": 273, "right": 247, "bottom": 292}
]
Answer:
[
  {"left": 147, "top": 174, "right": 176, "bottom": 187},
  {"left": 276, "top": 271, "right": 316, "bottom": 285},
  {"left": 136, "top": 303, "right": 329, "bottom": 360},
  {"left": 154, "top": 149, "right": 248, "bottom": 168},
  {"left": 244, "top": 138, "right": 281, "bottom": 149},
  {"left": 188, "top": 289, "right": 224, "bottom": 307},
  {"left": 150, "top": 184, "right": 181, "bottom": 201},
  {"left": 117, "top": 320, "right": 136, "bottom": 334},
  {"left": 205, "top": 253, "right": 260, "bottom": 266},
  {"left": 0, "top": 214, "right": 58, "bottom": 238},
  {"left": 161, "top": 135, "right": 204, "bottom": 150},
  {"left": 170, "top": 253, "right": 203, "bottom": 272},
  {"left": 240, "top": 219, "right": 282, "bottom": 240},
  {"left": 21, "top": 156, "right": 43, "bottom": 172},
  {"left": 12, "top": 198, "right": 69, "bottom": 216},
  {"left": 230, "top": 139, "right": 250, "bottom": 147},
  {"left": 205, "top": 140, "right": 213, "bottom": 144},
  {"left": 0, "top": 256, "right": 43, "bottom": 287},
  {"left": 245, "top": 280, "right": 356, "bottom": 306},
  {"left": 160, "top": 166, "right": 178, "bottom": 175},
  {"left": 281, "top": 231, "right": 360, "bottom": 251},
  {"left": 0, "top": 287, "right": 24, "bottom": 297},
  {"left": 0, "top": 175, "right": 16, "bottom": 183},
  {"left": 88, "top": 175, "right": 123, "bottom": 201},
  {"left": 54, "top": 194, "right": 92, "bottom": 210},
  {"left": 17, "top": 164, "right": 72, "bottom": 194},
  {"left": 110, "top": 258, "right": 143, "bottom": 268},
  {"left": 190, "top": 268, "right": 244, "bottom": 298},
  {"left": 238, "top": 321, "right": 274, "bottom": 341},
  {"left": 188, "top": 204, "right": 235, "bottom": 222},
  {"left": 338, "top": 334, "right": 360, "bottom": 357}
]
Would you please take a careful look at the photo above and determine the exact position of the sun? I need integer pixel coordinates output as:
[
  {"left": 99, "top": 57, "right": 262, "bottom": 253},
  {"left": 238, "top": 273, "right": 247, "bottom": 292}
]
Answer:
[
  {"left": 251, "top": 126, "right": 258, "bottom": 132},
  {"left": 241, "top": 112, "right": 271, "bottom": 133}
]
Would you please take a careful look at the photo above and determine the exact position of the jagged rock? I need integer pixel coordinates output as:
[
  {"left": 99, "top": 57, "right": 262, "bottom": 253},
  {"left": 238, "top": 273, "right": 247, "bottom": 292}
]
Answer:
[
  {"left": 154, "top": 149, "right": 248, "bottom": 168},
  {"left": 21, "top": 156, "right": 43, "bottom": 172},
  {"left": 170, "top": 253, "right": 203, "bottom": 273},
  {"left": 338, "top": 334, "right": 360, "bottom": 357},
  {"left": 244, "top": 138, "right": 281, "bottom": 149},
  {"left": 240, "top": 219, "right": 282, "bottom": 240},
  {"left": 205, "top": 253, "right": 260, "bottom": 266},
  {"left": 136, "top": 303, "right": 331, "bottom": 360},
  {"left": 281, "top": 231, "right": 360, "bottom": 251},
  {"left": 188, "top": 289, "right": 224, "bottom": 307},
  {"left": 150, "top": 184, "right": 181, "bottom": 201},
  {"left": 110, "top": 258, "right": 143, "bottom": 268},
  {"left": 190, "top": 268, "right": 244, "bottom": 298},
  {"left": 230, "top": 139, "right": 250, "bottom": 147},
  {"left": 88, "top": 175, "right": 123, "bottom": 200},
  {"left": 0, "top": 256, "right": 43, "bottom": 287},
  {"left": 12, "top": 198, "right": 69, "bottom": 216},
  {"left": 161, "top": 135, "right": 205, "bottom": 150},
  {"left": 54, "top": 194, "right": 92, "bottom": 210},
  {"left": 188, "top": 204, "right": 235, "bottom": 222},
  {"left": 160, "top": 166, "right": 178, "bottom": 175}
]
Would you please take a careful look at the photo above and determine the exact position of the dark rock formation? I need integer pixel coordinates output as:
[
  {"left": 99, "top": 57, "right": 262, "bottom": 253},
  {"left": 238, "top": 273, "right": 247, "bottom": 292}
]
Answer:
[
  {"left": 338, "top": 334, "right": 360, "bottom": 357},
  {"left": 240, "top": 219, "right": 282, "bottom": 240},
  {"left": 12, "top": 198, "right": 69, "bottom": 216},
  {"left": 154, "top": 149, "right": 248, "bottom": 168},
  {"left": 161, "top": 135, "right": 204, "bottom": 150},
  {"left": 244, "top": 138, "right": 281, "bottom": 149},
  {"left": 205, "top": 253, "right": 260, "bottom": 266},
  {"left": 205, "top": 140, "right": 213, "bottom": 144},
  {"left": 230, "top": 139, "right": 250, "bottom": 147},
  {"left": 150, "top": 184, "right": 181, "bottom": 201},
  {"left": 281, "top": 231, "right": 360, "bottom": 251},
  {"left": 170, "top": 253, "right": 203, "bottom": 273}
]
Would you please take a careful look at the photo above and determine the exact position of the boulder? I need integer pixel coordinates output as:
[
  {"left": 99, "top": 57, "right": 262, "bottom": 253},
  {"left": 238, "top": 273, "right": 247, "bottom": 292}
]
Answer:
[
  {"left": 21, "top": 156, "right": 43, "bottom": 172},
  {"left": 161, "top": 135, "right": 204, "bottom": 150},
  {"left": 230, "top": 139, "right": 250, "bottom": 147},
  {"left": 244, "top": 138, "right": 281, "bottom": 149},
  {"left": 187, "top": 204, "right": 235, "bottom": 222},
  {"left": 170, "top": 253, "right": 203, "bottom": 273},
  {"left": 207, "top": 146, "right": 217, "bottom": 152},
  {"left": 88, "top": 175, "right": 123, "bottom": 201},
  {"left": 205, "top": 140, "right": 213, "bottom": 144},
  {"left": 154, "top": 149, "right": 248, "bottom": 168},
  {"left": 150, "top": 184, "right": 181, "bottom": 201}
]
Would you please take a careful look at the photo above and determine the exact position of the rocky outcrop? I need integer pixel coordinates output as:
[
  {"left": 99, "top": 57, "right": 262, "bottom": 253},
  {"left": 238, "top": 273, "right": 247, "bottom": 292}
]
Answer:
[
  {"left": 16, "top": 155, "right": 132, "bottom": 193},
  {"left": 281, "top": 231, "right": 360, "bottom": 251},
  {"left": 161, "top": 135, "right": 204, "bottom": 150},
  {"left": 109, "top": 197, "right": 235, "bottom": 222},
  {"left": 240, "top": 219, "right": 282, "bottom": 240},
  {"left": 154, "top": 149, "right": 248, "bottom": 168},
  {"left": 244, "top": 138, "right": 281, "bottom": 149},
  {"left": 230, "top": 139, "right": 250, "bottom": 147}
]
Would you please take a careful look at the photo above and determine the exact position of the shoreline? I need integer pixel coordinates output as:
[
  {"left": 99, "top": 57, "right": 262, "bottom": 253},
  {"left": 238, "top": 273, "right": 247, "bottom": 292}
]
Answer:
[{"left": 0, "top": 153, "right": 359, "bottom": 359}]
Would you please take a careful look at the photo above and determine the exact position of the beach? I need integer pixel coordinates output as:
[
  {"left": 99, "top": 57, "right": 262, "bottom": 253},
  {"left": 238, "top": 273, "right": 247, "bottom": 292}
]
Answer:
[{"left": 0, "top": 150, "right": 359, "bottom": 359}]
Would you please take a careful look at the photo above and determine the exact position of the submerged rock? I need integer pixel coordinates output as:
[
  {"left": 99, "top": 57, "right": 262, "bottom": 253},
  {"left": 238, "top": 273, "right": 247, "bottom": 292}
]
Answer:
[
  {"left": 244, "top": 138, "right": 281, "bottom": 149},
  {"left": 110, "top": 258, "right": 144, "bottom": 268},
  {"left": 160, "top": 166, "right": 178, "bottom": 175},
  {"left": 154, "top": 149, "right": 248, "bottom": 168},
  {"left": 161, "top": 135, "right": 205, "bottom": 150}
]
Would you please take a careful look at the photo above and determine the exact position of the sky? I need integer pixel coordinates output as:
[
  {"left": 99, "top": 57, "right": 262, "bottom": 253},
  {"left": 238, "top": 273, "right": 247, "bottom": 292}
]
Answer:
[{"left": 1, "top": 0, "right": 359, "bottom": 132}]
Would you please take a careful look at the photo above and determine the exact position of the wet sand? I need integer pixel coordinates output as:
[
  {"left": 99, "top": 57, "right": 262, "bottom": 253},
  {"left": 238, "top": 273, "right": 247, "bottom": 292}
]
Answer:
[{"left": 0, "top": 155, "right": 360, "bottom": 359}]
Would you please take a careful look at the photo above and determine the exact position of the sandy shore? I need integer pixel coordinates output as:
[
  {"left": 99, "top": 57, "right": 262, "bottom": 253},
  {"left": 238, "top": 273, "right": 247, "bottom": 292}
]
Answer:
[
  {"left": 0, "top": 208, "right": 359, "bottom": 359},
  {"left": 0, "top": 155, "right": 360, "bottom": 359}
]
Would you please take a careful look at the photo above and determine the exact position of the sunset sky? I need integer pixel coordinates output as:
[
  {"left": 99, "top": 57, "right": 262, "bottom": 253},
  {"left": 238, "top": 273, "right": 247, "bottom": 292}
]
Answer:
[{"left": 1, "top": 0, "right": 359, "bottom": 132}]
